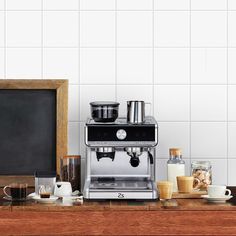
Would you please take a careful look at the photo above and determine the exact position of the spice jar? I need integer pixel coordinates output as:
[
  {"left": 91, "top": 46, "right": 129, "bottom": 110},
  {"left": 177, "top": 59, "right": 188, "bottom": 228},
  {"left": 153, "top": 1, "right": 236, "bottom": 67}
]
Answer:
[
  {"left": 61, "top": 155, "right": 81, "bottom": 192},
  {"left": 191, "top": 161, "right": 212, "bottom": 190}
]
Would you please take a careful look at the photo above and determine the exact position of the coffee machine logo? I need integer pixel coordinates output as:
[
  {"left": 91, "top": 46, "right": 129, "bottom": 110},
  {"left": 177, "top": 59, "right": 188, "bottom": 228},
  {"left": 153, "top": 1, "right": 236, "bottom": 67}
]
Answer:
[{"left": 118, "top": 193, "right": 125, "bottom": 198}]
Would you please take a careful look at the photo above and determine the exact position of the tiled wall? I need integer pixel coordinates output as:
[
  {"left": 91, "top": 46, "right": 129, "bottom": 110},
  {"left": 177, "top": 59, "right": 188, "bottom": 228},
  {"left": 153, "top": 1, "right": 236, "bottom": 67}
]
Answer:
[{"left": 0, "top": 0, "right": 236, "bottom": 186}]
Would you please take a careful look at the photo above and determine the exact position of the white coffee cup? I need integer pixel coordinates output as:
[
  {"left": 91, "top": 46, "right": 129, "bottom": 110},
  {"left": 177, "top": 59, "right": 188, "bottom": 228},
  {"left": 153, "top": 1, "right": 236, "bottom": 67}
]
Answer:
[
  {"left": 207, "top": 185, "right": 231, "bottom": 198},
  {"left": 54, "top": 182, "right": 72, "bottom": 197}
]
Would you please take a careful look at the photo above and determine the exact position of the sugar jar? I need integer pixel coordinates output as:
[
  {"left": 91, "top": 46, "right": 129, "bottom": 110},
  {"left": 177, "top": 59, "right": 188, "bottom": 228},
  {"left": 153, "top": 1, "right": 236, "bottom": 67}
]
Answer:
[{"left": 191, "top": 161, "right": 212, "bottom": 190}]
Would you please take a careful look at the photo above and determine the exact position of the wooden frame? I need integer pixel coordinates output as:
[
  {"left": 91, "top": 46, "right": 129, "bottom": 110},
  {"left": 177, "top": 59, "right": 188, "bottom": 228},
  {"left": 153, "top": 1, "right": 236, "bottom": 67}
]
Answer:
[{"left": 0, "top": 80, "right": 68, "bottom": 186}]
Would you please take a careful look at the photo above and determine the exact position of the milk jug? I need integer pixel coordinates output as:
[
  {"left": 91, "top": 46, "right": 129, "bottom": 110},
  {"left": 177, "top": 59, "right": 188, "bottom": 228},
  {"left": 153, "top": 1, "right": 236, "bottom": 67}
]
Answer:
[{"left": 167, "top": 148, "right": 185, "bottom": 192}]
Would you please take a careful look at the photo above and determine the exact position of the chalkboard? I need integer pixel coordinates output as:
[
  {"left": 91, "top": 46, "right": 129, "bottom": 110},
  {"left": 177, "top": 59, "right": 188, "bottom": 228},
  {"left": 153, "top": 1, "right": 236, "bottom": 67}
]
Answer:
[{"left": 0, "top": 89, "right": 56, "bottom": 175}]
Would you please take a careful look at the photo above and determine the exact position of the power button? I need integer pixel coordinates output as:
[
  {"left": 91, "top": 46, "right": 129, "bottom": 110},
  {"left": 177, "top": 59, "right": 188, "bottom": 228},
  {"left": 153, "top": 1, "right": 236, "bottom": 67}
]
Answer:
[{"left": 116, "top": 129, "right": 127, "bottom": 140}]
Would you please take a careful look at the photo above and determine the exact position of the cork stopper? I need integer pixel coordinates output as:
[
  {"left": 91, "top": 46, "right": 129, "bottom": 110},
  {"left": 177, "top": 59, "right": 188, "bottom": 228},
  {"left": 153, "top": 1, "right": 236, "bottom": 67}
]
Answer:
[{"left": 169, "top": 148, "right": 182, "bottom": 157}]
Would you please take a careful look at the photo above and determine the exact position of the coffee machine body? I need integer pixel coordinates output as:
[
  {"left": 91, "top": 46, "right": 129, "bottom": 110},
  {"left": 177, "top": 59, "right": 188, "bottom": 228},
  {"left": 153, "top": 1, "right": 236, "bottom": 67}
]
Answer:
[{"left": 83, "top": 116, "right": 158, "bottom": 200}]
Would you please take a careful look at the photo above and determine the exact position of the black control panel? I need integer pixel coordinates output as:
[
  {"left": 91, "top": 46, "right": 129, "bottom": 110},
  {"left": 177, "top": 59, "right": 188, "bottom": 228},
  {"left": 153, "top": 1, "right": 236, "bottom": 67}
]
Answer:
[{"left": 87, "top": 125, "right": 156, "bottom": 142}]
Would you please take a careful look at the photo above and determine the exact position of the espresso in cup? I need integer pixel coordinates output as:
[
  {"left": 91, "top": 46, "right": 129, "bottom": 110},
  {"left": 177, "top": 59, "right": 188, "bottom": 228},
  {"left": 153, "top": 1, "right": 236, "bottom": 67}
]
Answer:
[
  {"left": 3, "top": 183, "right": 28, "bottom": 200},
  {"left": 177, "top": 176, "right": 194, "bottom": 193},
  {"left": 157, "top": 181, "right": 173, "bottom": 200},
  {"left": 207, "top": 185, "right": 231, "bottom": 198}
]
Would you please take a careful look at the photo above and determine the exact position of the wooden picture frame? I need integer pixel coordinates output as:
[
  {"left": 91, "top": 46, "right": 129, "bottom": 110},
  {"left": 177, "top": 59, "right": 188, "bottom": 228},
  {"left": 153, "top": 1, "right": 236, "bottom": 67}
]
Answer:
[{"left": 0, "top": 80, "right": 68, "bottom": 186}]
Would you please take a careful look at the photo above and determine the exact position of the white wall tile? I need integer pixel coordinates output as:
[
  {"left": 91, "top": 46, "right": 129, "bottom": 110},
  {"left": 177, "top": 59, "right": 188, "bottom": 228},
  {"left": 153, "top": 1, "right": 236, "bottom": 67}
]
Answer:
[
  {"left": 43, "top": 11, "right": 79, "bottom": 47},
  {"left": 209, "top": 159, "right": 227, "bottom": 185},
  {"left": 191, "top": 12, "right": 227, "bottom": 47},
  {"left": 117, "top": 85, "right": 153, "bottom": 117},
  {"left": 117, "top": 0, "right": 152, "bottom": 10},
  {"left": 6, "top": 11, "right": 41, "bottom": 47},
  {"left": 43, "top": 0, "right": 79, "bottom": 10},
  {"left": 228, "top": 49, "right": 236, "bottom": 84},
  {"left": 117, "top": 11, "right": 152, "bottom": 47},
  {"left": 0, "top": 0, "right": 4, "bottom": 10},
  {"left": 228, "top": 159, "right": 236, "bottom": 186},
  {"left": 192, "top": 159, "right": 227, "bottom": 185},
  {"left": 154, "top": 48, "right": 190, "bottom": 84},
  {"left": 80, "top": 0, "right": 115, "bottom": 10},
  {"left": 0, "top": 48, "right": 4, "bottom": 78},
  {"left": 6, "top": 48, "right": 41, "bottom": 79},
  {"left": 228, "top": 86, "right": 236, "bottom": 121},
  {"left": 80, "top": 11, "right": 115, "bottom": 47},
  {"left": 80, "top": 85, "right": 116, "bottom": 121},
  {"left": 154, "top": 0, "right": 189, "bottom": 10},
  {"left": 191, "top": 0, "right": 227, "bottom": 10},
  {"left": 80, "top": 48, "right": 115, "bottom": 85},
  {"left": 154, "top": 11, "right": 189, "bottom": 47},
  {"left": 68, "top": 122, "right": 80, "bottom": 155},
  {"left": 191, "top": 85, "right": 227, "bottom": 121},
  {"left": 191, "top": 122, "right": 227, "bottom": 158},
  {"left": 0, "top": 12, "right": 4, "bottom": 47},
  {"left": 228, "top": 122, "right": 236, "bottom": 158},
  {"left": 191, "top": 49, "right": 227, "bottom": 85},
  {"left": 43, "top": 48, "right": 79, "bottom": 84},
  {"left": 6, "top": 0, "right": 41, "bottom": 10},
  {"left": 117, "top": 48, "right": 152, "bottom": 85},
  {"left": 156, "top": 122, "right": 190, "bottom": 158},
  {"left": 68, "top": 85, "right": 79, "bottom": 121},
  {"left": 228, "top": 0, "right": 236, "bottom": 10},
  {"left": 154, "top": 85, "right": 190, "bottom": 121},
  {"left": 228, "top": 12, "right": 236, "bottom": 47}
]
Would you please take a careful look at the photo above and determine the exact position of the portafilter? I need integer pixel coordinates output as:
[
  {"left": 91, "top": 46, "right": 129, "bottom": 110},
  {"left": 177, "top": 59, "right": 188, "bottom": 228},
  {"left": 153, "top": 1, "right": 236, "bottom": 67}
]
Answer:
[{"left": 125, "top": 147, "right": 143, "bottom": 167}]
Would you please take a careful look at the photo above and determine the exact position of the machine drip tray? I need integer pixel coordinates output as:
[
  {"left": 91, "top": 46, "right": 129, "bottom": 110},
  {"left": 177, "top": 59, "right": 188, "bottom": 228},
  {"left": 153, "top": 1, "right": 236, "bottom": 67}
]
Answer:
[{"left": 89, "top": 178, "right": 153, "bottom": 191}]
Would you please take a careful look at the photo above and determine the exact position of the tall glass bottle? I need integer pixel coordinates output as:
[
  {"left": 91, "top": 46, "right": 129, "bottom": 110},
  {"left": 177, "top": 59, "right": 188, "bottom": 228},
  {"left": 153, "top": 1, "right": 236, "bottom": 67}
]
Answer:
[{"left": 167, "top": 148, "right": 185, "bottom": 192}]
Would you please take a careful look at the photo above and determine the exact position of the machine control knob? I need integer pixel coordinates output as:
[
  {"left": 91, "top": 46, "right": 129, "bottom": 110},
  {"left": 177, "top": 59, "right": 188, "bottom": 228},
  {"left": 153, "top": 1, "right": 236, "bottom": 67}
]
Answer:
[{"left": 116, "top": 129, "right": 127, "bottom": 140}]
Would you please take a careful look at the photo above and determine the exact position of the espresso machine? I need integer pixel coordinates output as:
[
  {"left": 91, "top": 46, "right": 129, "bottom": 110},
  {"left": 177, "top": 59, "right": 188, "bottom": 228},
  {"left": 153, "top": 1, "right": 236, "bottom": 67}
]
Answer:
[{"left": 83, "top": 101, "right": 158, "bottom": 200}]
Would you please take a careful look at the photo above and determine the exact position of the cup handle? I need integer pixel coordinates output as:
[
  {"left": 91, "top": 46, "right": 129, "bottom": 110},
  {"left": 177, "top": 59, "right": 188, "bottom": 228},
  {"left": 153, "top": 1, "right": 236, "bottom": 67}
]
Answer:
[
  {"left": 145, "top": 102, "right": 152, "bottom": 116},
  {"left": 3, "top": 186, "right": 11, "bottom": 198},
  {"left": 225, "top": 189, "right": 231, "bottom": 196},
  {"left": 193, "top": 178, "right": 200, "bottom": 189}
]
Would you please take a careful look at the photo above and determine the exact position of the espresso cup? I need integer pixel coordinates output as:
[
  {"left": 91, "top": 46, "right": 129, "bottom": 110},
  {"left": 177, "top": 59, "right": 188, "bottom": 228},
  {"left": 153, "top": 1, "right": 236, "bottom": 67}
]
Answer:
[
  {"left": 3, "top": 183, "right": 28, "bottom": 200},
  {"left": 157, "top": 181, "right": 173, "bottom": 200},
  {"left": 207, "top": 185, "right": 231, "bottom": 198},
  {"left": 177, "top": 176, "right": 194, "bottom": 193}
]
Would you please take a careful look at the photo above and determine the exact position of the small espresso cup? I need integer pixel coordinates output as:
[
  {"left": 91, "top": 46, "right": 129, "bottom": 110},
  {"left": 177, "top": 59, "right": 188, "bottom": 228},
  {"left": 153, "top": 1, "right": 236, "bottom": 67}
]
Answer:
[
  {"left": 177, "top": 176, "right": 194, "bottom": 193},
  {"left": 207, "top": 185, "right": 231, "bottom": 198},
  {"left": 3, "top": 183, "right": 28, "bottom": 200},
  {"left": 157, "top": 181, "right": 173, "bottom": 200}
]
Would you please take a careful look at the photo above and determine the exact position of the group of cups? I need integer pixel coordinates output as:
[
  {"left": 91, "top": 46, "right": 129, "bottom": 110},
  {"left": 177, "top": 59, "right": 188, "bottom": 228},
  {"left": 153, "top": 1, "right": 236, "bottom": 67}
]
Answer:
[
  {"left": 157, "top": 176, "right": 232, "bottom": 200},
  {"left": 3, "top": 181, "right": 74, "bottom": 201}
]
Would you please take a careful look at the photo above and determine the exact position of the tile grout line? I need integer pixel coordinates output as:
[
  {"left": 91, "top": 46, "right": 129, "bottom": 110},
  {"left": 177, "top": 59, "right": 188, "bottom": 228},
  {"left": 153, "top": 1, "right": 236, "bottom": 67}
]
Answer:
[
  {"left": 152, "top": 0, "right": 155, "bottom": 117},
  {"left": 115, "top": 0, "right": 118, "bottom": 101},
  {"left": 189, "top": 0, "right": 192, "bottom": 173},
  {"left": 226, "top": 0, "right": 229, "bottom": 185},
  {"left": 78, "top": 0, "right": 81, "bottom": 154},
  {"left": 3, "top": 0, "right": 6, "bottom": 79}
]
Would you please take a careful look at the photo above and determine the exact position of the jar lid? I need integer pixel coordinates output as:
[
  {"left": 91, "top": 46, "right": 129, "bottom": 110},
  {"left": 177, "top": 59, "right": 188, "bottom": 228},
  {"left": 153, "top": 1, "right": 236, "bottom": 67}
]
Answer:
[
  {"left": 169, "top": 148, "right": 182, "bottom": 156},
  {"left": 191, "top": 161, "right": 211, "bottom": 168},
  {"left": 90, "top": 101, "right": 120, "bottom": 107}
]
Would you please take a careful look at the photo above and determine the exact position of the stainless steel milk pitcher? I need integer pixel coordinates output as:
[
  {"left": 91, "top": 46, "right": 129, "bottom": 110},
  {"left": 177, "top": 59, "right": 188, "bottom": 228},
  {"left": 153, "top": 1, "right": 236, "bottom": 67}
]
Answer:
[{"left": 127, "top": 101, "right": 146, "bottom": 124}]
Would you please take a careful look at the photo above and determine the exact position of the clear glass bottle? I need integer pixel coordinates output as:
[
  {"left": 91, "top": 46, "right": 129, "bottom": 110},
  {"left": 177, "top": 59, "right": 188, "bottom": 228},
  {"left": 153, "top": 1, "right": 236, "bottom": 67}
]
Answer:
[
  {"left": 167, "top": 148, "right": 185, "bottom": 192},
  {"left": 191, "top": 161, "right": 212, "bottom": 191}
]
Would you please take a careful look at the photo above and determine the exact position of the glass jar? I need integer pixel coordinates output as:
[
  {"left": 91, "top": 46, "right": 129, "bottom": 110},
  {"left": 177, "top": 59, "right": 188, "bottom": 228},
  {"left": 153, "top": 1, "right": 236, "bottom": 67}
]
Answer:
[
  {"left": 191, "top": 161, "right": 212, "bottom": 191},
  {"left": 61, "top": 155, "right": 81, "bottom": 192},
  {"left": 167, "top": 148, "right": 185, "bottom": 192}
]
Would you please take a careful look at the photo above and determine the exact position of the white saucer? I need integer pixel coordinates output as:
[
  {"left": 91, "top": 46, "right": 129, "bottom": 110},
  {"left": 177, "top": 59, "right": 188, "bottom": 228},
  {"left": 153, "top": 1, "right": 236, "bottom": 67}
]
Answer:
[
  {"left": 202, "top": 195, "right": 233, "bottom": 202},
  {"left": 31, "top": 195, "right": 59, "bottom": 204}
]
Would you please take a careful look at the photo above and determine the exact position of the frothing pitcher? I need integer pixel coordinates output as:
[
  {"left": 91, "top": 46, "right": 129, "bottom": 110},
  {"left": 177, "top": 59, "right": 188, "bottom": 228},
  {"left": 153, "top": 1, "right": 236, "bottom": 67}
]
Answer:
[{"left": 127, "top": 101, "right": 151, "bottom": 124}]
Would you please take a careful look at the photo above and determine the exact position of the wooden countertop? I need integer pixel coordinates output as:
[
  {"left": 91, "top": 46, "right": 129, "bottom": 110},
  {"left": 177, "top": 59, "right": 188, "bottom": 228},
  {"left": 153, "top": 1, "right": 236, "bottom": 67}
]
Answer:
[{"left": 1, "top": 188, "right": 236, "bottom": 235}]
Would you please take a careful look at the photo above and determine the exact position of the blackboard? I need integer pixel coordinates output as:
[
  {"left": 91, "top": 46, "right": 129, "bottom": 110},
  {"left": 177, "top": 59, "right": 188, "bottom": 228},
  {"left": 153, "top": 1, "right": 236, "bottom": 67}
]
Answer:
[{"left": 0, "top": 89, "right": 56, "bottom": 175}]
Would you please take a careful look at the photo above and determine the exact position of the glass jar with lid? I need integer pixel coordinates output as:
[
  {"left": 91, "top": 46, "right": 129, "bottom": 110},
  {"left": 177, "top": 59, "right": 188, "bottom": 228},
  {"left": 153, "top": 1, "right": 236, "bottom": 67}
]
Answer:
[{"left": 191, "top": 161, "right": 212, "bottom": 191}]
